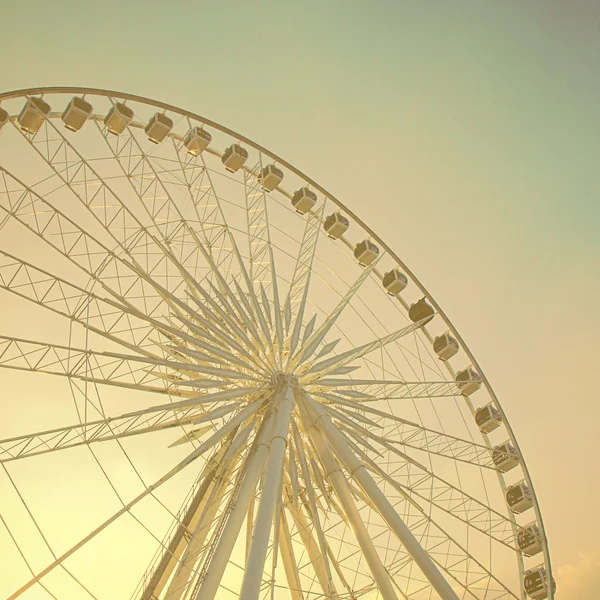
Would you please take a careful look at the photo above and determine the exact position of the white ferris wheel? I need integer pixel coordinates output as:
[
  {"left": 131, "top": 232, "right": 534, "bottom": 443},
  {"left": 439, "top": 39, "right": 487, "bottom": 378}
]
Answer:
[{"left": 0, "top": 88, "right": 555, "bottom": 600}]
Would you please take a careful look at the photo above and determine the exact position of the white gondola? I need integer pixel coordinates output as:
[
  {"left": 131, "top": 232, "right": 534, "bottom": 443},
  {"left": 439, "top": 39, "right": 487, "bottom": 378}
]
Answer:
[
  {"left": 518, "top": 522, "right": 543, "bottom": 557},
  {"left": 0, "top": 106, "right": 8, "bottom": 130},
  {"left": 104, "top": 102, "right": 133, "bottom": 135},
  {"left": 222, "top": 143, "right": 248, "bottom": 172},
  {"left": 324, "top": 212, "right": 349, "bottom": 238},
  {"left": 61, "top": 96, "right": 93, "bottom": 132},
  {"left": 506, "top": 481, "right": 533, "bottom": 513},
  {"left": 18, "top": 97, "right": 50, "bottom": 134},
  {"left": 456, "top": 366, "right": 482, "bottom": 395},
  {"left": 408, "top": 298, "right": 435, "bottom": 326},
  {"left": 184, "top": 126, "right": 211, "bottom": 156},
  {"left": 492, "top": 441, "right": 520, "bottom": 472},
  {"left": 475, "top": 403, "right": 502, "bottom": 433},
  {"left": 260, "top": 164, "right": 284, "bottom": 192},
  {"left": 145, "top": 112, "right": 173, "bottom": 144},
  {"left": 382, "top": 269, "right": 408, "bottom": 296},
  {"left": 354, "top": 240, "right": 379, "bottom": 266},
  {"left": 433, "top": 332, "right": 459, "bottom": 360},
  {"left": 291, "top": 186, "right": 317, "bottom": 214},
  {"left": 524, "top": 565, "right": 556, "bottom": 600}
]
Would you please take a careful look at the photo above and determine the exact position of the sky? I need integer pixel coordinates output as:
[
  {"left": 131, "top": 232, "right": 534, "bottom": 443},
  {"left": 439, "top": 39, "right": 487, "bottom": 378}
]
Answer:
[{"left": 1, "top": 0, "right": 599, "bottom": 598}]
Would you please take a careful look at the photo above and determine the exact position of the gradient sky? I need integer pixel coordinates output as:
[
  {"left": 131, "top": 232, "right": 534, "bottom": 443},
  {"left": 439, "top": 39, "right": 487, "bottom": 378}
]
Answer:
[{"left": 1, "top": 1, "right": 599, "bottom": 597}]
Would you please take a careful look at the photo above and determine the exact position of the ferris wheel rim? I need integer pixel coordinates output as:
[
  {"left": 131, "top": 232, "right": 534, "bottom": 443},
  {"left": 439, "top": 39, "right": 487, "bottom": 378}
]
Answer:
[{"left": 0, "top": 86, "right": 553, "bottom": 598}]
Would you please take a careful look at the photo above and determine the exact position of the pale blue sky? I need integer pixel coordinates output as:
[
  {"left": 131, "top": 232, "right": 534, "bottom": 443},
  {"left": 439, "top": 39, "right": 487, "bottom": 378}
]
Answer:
[{"left": 2, "top": 1, "right": 599, "bottom": 596}]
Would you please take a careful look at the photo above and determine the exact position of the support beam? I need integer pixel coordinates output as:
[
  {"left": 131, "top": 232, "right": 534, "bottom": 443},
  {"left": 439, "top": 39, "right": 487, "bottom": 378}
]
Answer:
[
  {"left": 239, "top": 376, "right": 295, "bottom": 600},
  {"left": 303, "top": 395, "right": 460, "bottom": 600},
  {"left": 298, "top": 395, "right": 399, "bottom": 600},
  {"left": 139, "top": 441, "right": 232, "bottom": 600},
  {"left": 278, "top": 506, "right": 304, "bottom": 600},
  {"left": 194, "top": 396, "right": 279, "bottom": 600}
]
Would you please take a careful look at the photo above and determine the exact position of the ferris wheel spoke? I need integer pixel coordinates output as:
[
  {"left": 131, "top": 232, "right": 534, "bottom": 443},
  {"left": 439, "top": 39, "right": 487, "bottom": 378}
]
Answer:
[
  {"left": 0, "top": 166, "right": 180, "bottom": 327},
  {"left": 243, "top": 156, "right": 275, "bottom": 290},
  {"left": 0, "top": 250, "right": 164, "bottom": 356},
  {"left": 290, "top": 257, "right": 382, "bottom": 370},
  {"left": 5, "top": 422, "right": 234, "bottom": 600},
  {"left": 0, "top": 335, "right": 200, "bottom": 396},
  {"left": 322, "top": 396, "right": 495, "bottom": 469},
  {"left": 0, "top": 167, "right": 153, "bottom": 295},
  {"left": 313, "top": 379, "right": 462, "bottom": 401},
  {"left": 304, "top": 320, "right": 426, "bottom": 383},
  {"left": 11, "top": 115, "right": 182, "bottom": 288},
  {"left": 283, "top": 201, "right": 326, "bottom": 362},
  {"left": 0, "top": 389, "right": 259, "bottom": 464},
  {"left": 335, "top": 411, "right": 517, "bottom": 549},
  {"left": 97, "top": 121, "right": 202, "bottom": 267},
  {"left": 245, "top": 162, "right": 286, "bottom": 363}
]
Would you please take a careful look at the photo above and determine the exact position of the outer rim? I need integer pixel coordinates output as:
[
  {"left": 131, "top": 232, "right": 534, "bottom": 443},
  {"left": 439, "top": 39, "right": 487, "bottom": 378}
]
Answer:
[{"left": 0, "top": 86, "right": 553, "bottom": 597}]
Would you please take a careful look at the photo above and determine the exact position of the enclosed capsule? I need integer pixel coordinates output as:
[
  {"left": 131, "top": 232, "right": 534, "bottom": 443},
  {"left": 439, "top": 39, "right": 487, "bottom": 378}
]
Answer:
[
  {"left": 324, "top": 212, "right": 349, "bottom": 239},
  {"left": 456, "top": 367, "right": 482, "bottom": 395},
  {"left": 222, "top": 143, "right": 248, "bottom": 172},
  {"left": 61, "top": 96, "right": 92, "bottom": 132},
  {"left": 433, "top": 333, "right": 459, "bottom": 360},
  {"left": 492, "top": 441, "right": 520, "bottom": 472},
  {"left": 354, "top": 240, "right": 379, "bottom": 266},
  {"left": 18, "top": 97, "right": 50, "bottom": 134},
  {"left": 506, "top": 481, "right": 533, "bottom": 514},
  {"left": 184, "top": 126, "right": 211, "bottom": 156},
  {"left": 475, "top": 403, "right": 502, "bottom": 433},
  {"left": 524, "top": 565, "right": 556, "bottom": 600},
  {"left": 383, "top": 269, "right": 408, "bottom": 296},
  {"left": 104, "top": 102, "right": 133, "bottom": 135},
  {"left": 0, "top": 107, "right": 8, "bottom": 130},
  {"left": 260, "top": 164, "right": 284, "bottom": 192},
  {"left": 145, "top": 112, "right": 173, "bottom": 143},
  {"left": 409, "top": 298, "right": 435, "bottom": 326},
  {"left": 518, "top": 522, "right": 543, "bottom": 557},
  {"left": 291, "top": 186, "right": 317, "bottom": 214}
]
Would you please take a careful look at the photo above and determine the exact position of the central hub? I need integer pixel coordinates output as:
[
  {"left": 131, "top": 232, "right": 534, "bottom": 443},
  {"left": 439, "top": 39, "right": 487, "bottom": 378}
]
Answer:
[{"left": 271, "top": 372, "right": 298, "bottom": 389}]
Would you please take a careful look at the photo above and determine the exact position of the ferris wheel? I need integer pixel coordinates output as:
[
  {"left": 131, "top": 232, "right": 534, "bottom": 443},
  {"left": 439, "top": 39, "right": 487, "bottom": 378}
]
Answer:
[{"left": 0, "top": 88, "right": 555, "bottom": 600}]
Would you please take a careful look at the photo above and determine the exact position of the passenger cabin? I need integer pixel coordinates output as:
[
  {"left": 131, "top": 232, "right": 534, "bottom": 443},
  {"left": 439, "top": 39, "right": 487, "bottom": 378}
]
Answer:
[
  {"left": 475, "top": 403, "right": 502, "bottom": 433},
  {"left": 0, "top": 107, "right": 8, "bottom": 130},
  {"left": 222, "top": 144, "right": 248, "bottom": 172},
  {"left": 324, "top": 212, "right": 349, "bottom": 238},
  {"left": 260, "top": 164, "right": 284, "bottom": 192},
  {"left": 409, "top": 298, "right": 435, "bottom": 326},
  {"left": 456, "top": 367, "right": 482, "bottom": 395},
  {"left": 524, "top": 565, "right": 556, "bottom": 600},
  {"left": 354, "top": 240, "right": 379, "bottom": 266},
  {"left": 145, "top": 112, "right": 173, "bottom": 143},
  {"left": 383, "top": 269, "right": 408, "bottom": 296},
  {"left": 184, "top": 126, "right": 211, "bottom": 156},
  {"left": 433, "top": 333, "right": 459, "bottom": 360},
  {"left": 492, "top": 441, "right": 520, "bottom": 472},
  {"left": 518, "top": 522, "right": 543, "bottom": 557},
  {"left": 18, "top": 97, "right": 51, "bottom": 134},
  {"left": 291, "top": 187, "right": 317, "bottom": 214},
  {"left": 506, "top": 481, "right": 533, "bottom": 513},
  {"left": 104, "top": 102, "right": 133, "bottom": 135},
  {"left": 61, "top": 97, "right": 92, "bottom": 132}
]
